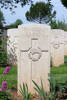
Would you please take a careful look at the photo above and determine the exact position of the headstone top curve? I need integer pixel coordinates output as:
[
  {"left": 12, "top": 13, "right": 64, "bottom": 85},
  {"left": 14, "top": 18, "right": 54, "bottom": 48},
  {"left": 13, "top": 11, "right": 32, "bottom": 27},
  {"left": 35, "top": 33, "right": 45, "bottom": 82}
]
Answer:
[{"left": 18, "top": 24, "right": 51, "bottom": 29}]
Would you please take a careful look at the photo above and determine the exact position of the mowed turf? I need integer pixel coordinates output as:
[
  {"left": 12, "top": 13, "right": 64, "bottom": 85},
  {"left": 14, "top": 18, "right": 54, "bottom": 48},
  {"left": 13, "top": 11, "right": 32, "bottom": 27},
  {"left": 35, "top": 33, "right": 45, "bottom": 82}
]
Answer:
[
  {"left": 0, "top": 66, "right": 17, "bottom": 90},
  {"left": 51, "top": 56, "right": 67, "bottom": 83},
  {"left": 0, "top": 56, "right": 67, "bottom": 91},
  {"left": 51, "top": 64, "right": 67, "bottom": 84}
]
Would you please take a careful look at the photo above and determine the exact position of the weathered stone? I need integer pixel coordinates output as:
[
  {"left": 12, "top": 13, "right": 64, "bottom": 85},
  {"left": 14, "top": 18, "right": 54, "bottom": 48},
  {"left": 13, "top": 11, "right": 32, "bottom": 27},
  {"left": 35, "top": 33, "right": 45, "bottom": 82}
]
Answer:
[
  {"left": 51, "top": 29, "right": 64, "bottom": 67},
  {"left": 17, "top": 24, "right": 50, "bottom": 94},
  {"left": 7, "top": 29, "right": 19, "bottom": 65}
]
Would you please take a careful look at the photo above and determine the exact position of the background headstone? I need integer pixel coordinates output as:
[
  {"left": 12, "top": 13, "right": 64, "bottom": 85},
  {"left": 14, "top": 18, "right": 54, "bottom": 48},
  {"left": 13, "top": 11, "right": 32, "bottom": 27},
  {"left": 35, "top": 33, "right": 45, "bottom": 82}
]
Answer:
[
  {"left": 7, "top": 29, "right": 19, "bottom": 65},
  {"left": 17, "top": 24, "right": 50, "bottom": 94},
  {"left": 51, "top": 29, "right": 64, "bottom": 67}
]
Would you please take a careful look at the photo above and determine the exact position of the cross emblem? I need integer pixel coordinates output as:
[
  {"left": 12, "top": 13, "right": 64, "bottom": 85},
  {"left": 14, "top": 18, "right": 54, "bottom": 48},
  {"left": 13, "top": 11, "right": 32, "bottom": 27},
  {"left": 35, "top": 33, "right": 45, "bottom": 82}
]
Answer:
[{"left": 21, "top": 38, "right": 48, "bottom": 62}]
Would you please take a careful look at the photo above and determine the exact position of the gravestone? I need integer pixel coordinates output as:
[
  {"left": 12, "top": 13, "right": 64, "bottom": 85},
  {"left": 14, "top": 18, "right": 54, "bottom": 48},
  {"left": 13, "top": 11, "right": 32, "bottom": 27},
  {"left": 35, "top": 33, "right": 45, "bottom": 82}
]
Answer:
[
  {"left": 51, "top": 29, "right": 64, "bottom": 66},
  {"left": 64, "top": 32, "right": 67, "bottom": 55},
  {"left": 17, "top": 24, "right": 51, "bottom": 94},
  {"left": 7, "top": 29, "right": 19, "bottom": 65}
]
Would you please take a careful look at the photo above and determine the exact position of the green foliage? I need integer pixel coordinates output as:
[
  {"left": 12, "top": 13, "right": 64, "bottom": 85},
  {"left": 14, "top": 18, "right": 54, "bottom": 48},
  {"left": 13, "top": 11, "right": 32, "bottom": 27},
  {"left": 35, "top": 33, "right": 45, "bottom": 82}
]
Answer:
[
  {"left": 51, "top": 65, "right": 67, "bottom": 74},
  {"left": 64, "top": 56, "right": 67, "bottom": 64},
  {"left": 32, "top": 80, "right": 47, "bottom": 100},
  {"left": 32, "top": 79, "right": 58, "bottom": 100},
  {"left": 0, "top": 92, "right": 12, "bottom": 100},
  {"left": 26, "top": 1, "right": 56, "bottom": 23},
  {"left": 0, "top": 67, "right": 17, "bottom": 90},
  {"left": 32, "top": 76, "right": 67, "bottom": 100},
  {"left": 51, "top": 65, "right": 67, "bottom": 94},
  {"left": 61, "top": 0, "right": 67, "bottom": 8},
  {"left": 0, "top": 0, "right": 32, "bottom": 9},
  {"left": 49, "top": 75, "right": 67, "bottom": 100},
  {"left": 20, "top": 83, "right": 31, "bottom": 100},
  {"left": 6, "top": 19, "right": 23, "bottom": 29},
  {"left": 48, "top": 76, "right": 57, "bottom": 100},
  {"left": 50, "top": 20, "right": 67, "bottom": 31},
  {"left": 50, "top": 20, "right": 58, "bottom": 29},
  {"left": 57, "top": 21, "right": 67, "bottom": 31},
  {"left": 0, "top": 36, "right": 8, "bottom": 67},
  {"left": 0, "top": 50, "right": 7, "bottom": 67},
  {"left": 0, "top": 10, "right": 5, "bottom": 28}
]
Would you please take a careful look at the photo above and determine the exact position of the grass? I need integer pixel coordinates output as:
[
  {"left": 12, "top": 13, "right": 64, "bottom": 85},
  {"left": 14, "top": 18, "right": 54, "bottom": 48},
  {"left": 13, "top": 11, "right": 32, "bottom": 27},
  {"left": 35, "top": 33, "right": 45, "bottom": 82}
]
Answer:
[
  {"left": 51, "top": 56, "right": 67, "bottom": 84},
  {"left": 0, "top": 56, "right": 67, "bottom": 91},
  {"left": 0, "top": 64, "right": 67, "bottom": 90},
  {"left": 51, "top": 64, "right": 67, "bottom": 74},
  {"left": 0, "top": 65, "right": 67, "bottom": 90},
  {"left": 64, "top": 55, "right": 67, "bottom": 64},
  {"left": 51, "top": 64, "right": 67, "bottom": 84},
  {"left": 0, "top": 66, "right": 17, "bottom": 90}
]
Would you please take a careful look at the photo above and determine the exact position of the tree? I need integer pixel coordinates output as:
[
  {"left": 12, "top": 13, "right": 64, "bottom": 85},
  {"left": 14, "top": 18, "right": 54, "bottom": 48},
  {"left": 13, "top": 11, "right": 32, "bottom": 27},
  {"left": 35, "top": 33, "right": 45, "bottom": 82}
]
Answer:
[
  {"left": 0, "top": 0, "right": 32, "bottom": 10},
  {"left": 61, "top": 0, "right": 67, "bottom": 8},
  {"left": 0, "top": 10, "right": 5, "bottom": 28},
  {"left": 6, "top": 19, "right": 23, "bottom": 29},
  {"left": 14, "top": 19, "right": 23, "bottom": 25},
  {"left": 25, "top": 1, "right": 56, "bottom": 24},
  {"left": 50, "top": 20, "right": 58, "bottom": 29},
  {"left": 50, "top": 20, "right": 67, "bottom": 31},
  {"left": 57, "top": 21, "right": 67, "bottom": 31}
]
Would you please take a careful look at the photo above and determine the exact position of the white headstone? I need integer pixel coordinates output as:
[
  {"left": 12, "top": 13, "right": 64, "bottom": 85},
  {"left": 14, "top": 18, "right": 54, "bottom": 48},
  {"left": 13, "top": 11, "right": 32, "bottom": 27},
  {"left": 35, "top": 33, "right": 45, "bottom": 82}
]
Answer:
[
  {"left": 17, "top": 24, "right": 50, "bottom": 94},
  {"left": 7, "top": 29, "right": 19, "bottom": 65},
  {"left": 51, "top": 29, "right": 64, "bottom": 66}
]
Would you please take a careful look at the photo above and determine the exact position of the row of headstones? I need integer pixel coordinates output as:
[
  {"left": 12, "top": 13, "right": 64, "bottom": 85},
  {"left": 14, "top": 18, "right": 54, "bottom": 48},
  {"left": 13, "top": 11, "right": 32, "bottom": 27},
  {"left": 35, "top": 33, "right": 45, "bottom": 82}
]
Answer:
[{"left": 7, "top": 24, "right": 67, "bottom": 94}]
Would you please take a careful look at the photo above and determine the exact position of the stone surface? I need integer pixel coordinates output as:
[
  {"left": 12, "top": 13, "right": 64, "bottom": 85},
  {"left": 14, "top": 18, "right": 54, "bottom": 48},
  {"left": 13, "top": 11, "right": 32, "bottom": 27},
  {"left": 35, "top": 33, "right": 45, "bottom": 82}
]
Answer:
[
  {"left": 51, "top": 29, "right": 64, "bottom": 66},
  {"left": 17, "top": 24, "right": 50, "bottom": 94},
  {"left": 7, "top": 29, "right": 19, "bottom": 65},
  {"left": 64, "top": 32, "right": 67, "bottom": 55}
]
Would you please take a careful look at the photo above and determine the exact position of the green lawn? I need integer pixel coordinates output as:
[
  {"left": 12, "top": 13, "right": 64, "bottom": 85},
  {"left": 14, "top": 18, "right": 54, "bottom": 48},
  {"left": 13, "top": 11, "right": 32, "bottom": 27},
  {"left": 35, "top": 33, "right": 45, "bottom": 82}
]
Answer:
[
  {"left": 51, "top": 64, "right": 67, "bottom": 84},
  {"left": 51, "top": 56, "right": 67, "bottom": 84},
  {"left": 0, "top": 66, "right": 17, "bottom": 90},
  {"left": 0, "top": 62, "right": 67, "bottom": 91},
  {"left": 64, "top": 55, "right": 67, "bottom": 64}
]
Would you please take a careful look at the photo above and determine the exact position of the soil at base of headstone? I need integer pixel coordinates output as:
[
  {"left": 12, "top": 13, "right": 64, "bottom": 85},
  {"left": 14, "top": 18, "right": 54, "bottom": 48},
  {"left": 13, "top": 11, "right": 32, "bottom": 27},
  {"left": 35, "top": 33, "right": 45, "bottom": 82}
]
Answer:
[
  {"left": 10, "top": 88, "right": 40, "bottom": 100},
  {"left": 10, "top": 88, "right": 67, "bottom": 100},
  {"left": 10, "top": 87, "right": 22, "bottom": 100}
]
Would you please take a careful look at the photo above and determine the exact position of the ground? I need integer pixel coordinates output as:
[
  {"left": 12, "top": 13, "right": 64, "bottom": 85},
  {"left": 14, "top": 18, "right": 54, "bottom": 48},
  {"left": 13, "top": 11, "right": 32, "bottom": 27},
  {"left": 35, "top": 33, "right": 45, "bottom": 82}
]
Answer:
[
  {"left": 51, "top": 64, "right": 67, "bottom": 82},
  {"left": 0, "top": 56, "right": 67, "bottom": 99},
  {"left": 0, "top": 66, "right": 17, "bottom": 90}
]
